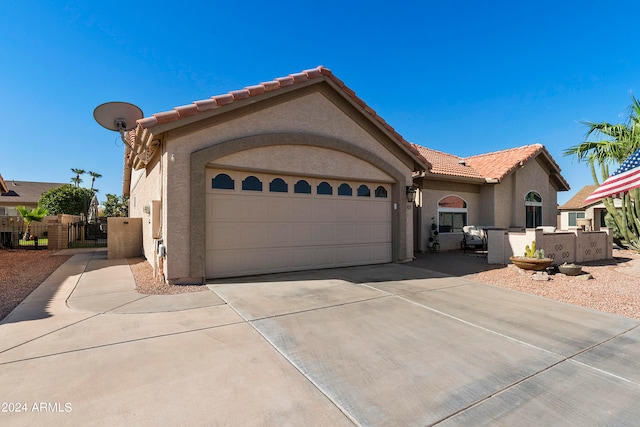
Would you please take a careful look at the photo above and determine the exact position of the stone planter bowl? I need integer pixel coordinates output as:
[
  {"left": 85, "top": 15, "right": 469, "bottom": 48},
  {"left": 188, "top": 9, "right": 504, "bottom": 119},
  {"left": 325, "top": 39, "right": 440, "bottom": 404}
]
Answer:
[
  {"left": 558, "top": 264, "right": 583, "bottom": 276},
  {"left": 509, "top": 256, "right": 554, "bottom": 271}
]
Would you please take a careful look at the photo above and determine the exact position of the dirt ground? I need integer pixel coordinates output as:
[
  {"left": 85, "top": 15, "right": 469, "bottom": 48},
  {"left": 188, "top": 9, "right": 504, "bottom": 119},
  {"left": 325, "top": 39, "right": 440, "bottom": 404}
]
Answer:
[{"left": 0, "top": 249, "right": 72, "bottom": 321}]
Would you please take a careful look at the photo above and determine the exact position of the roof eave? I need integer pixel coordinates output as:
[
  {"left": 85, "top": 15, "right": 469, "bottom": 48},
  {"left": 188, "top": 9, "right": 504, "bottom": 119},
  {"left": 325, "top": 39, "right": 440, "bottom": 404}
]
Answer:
[{"left": 419, "top": 171, "right": 487, "bottom": 184}]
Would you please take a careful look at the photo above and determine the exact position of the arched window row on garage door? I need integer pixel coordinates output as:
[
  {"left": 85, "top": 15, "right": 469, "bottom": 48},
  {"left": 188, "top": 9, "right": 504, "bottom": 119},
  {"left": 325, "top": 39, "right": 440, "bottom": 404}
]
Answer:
[{"left": 211, "top": 173, "right": 388, "bottom": 198}]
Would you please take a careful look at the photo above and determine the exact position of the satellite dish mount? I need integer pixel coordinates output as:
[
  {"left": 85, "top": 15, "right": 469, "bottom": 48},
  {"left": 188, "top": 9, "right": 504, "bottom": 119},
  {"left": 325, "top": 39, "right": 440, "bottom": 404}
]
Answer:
[{"left": 93, "top": 101, "right": 144, "bottom": 151}]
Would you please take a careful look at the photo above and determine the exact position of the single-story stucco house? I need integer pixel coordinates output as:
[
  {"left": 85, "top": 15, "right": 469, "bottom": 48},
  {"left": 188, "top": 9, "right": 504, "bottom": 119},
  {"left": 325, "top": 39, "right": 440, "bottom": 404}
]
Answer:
[
  {"left": 123, "top": 66, "right": 570, "bottom": 283},
  {"left": 411, "top": 144, "right": 570, "bottom": 251},
  {"left": 0, "top": 175, "right": 67, "bottom": 216},
  {"left": 558, "top": 184, "right": 619, "bottom": 231},
  {"left": 124, "top": 66, "right": 430, "bottom": 282}
]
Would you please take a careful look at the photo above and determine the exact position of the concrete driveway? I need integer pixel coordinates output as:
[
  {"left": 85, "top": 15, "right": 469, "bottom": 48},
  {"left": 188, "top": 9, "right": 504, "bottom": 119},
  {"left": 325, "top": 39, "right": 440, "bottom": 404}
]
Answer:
[{"left": 1, "top": 249, "right": 640, "bottom": 426}]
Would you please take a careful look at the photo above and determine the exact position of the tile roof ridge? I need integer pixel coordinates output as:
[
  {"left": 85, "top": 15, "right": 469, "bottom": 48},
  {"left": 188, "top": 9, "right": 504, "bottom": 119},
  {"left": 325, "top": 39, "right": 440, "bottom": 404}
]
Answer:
[
  {"left": 133, "top": 66, "right": 429, "bottom": 169},
  {"left": 411, "top": 144, "right": 462, "bottom": 158},
  {"left": 465, "top": 143, "right": 543, "bottom": 160},
  {"left": 137, "top": 66, "right": 330, "bottom": 128}
]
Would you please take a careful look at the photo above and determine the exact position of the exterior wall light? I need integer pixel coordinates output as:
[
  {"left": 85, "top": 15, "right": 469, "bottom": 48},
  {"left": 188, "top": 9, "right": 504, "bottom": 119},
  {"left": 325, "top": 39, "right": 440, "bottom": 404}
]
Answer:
[{"left": 406, "top": 186, "right": 417, "bottom": 203}]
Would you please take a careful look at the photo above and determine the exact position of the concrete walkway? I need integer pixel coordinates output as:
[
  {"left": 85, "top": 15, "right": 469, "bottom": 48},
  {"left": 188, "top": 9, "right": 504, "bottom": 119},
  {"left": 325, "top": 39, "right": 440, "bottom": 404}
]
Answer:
[{"left": 1, "top": 249, "right": 640, "bottom": 425}]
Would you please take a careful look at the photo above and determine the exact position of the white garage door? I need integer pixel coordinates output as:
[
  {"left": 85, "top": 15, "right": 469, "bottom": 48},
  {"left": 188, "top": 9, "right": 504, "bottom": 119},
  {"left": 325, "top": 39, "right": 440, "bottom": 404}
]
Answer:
[{"left": 205, "top": 169, "right": 393, "bottom": 278}]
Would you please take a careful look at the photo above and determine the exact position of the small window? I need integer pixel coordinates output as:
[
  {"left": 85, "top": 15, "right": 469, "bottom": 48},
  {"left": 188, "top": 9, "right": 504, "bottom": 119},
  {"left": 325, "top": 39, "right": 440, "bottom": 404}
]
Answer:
[
  {"left": 375, "top": 186, "right": 388, "bottom": 198},
  {"left": 212, "top": 173, "right": 234, "bottom": 190},
  {"left": 437, "top": 195, "right": 467, "bottom": 233},
  {"left": 269, "top": 178, "right": 288, "bottom": 193},
  {"left": 338, "top": 183, "right": 352, "bottom": 196},
  {"left": 357, "top": 185, "right": 371, "bottom": 197},
  {"left": 568, "top": 212, "right": 586, "bottom": 227},
  {"left": 525, "top": 191, "right": 542, "bottom": 203},
  {"left": 294, "top": 180, "right": 311, "bottom": 194},
  {"left": 438, "top": 196, "right": 467, "bottom": 208},
  {"left": 317, "top": 181, "right": 333, "bottom": 195},
  {"left": 525, "top": 191, "right": 543, "bottom": 228},
  {"left": 242, "top": 176, "right": 263, "bottom": 191}
]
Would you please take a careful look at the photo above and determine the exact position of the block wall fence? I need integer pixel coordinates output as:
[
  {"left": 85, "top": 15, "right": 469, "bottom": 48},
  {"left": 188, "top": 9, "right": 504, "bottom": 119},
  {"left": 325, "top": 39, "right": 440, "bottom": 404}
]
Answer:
[{"left": 488, "top": 227, "right": 613, "bottom": 265}]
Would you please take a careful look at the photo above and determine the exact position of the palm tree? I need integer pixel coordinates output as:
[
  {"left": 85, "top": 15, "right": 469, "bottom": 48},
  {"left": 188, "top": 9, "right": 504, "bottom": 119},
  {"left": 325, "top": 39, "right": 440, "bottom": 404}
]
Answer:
[
  {"left": 88, "top": 171, "right": 102, "bottom": 191},
  {"left": 16, "top": 206, "right": 48, "bottom": 240},
  {"left": 71, "top": 168, "right": 85, "bottom": 187},
  {"left": 563, "top": 95, "right": 640, "bottom": 250}
]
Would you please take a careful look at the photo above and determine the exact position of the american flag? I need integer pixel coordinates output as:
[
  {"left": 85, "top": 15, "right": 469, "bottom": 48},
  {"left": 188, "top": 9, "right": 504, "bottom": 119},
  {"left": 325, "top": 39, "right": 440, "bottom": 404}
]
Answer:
[{"left": 584, "top": 148, "right": 640, "bottom": 204}]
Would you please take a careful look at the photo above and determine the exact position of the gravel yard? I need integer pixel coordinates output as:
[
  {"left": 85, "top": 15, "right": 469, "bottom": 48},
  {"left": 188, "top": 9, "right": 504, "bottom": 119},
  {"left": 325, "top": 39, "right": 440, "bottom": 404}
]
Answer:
[
  {"left": 468, "top": 249, "right": 640, "bottom": 320},
  {"left": 0, "top": 249, "right": 72, "bottom": 321},
  {"left": 2, "top": 248, "right": 640, "bottom": 322}
]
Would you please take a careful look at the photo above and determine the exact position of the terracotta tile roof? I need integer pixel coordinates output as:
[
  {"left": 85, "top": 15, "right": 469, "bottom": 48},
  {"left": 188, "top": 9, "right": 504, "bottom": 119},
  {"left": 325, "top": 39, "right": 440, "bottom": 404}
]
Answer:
[
  {"left": 412, "top": 143, "right": 569, "bottom": 190},
  {"left": 131, "top": 66, "right": 428, "bottom": 169},
  {"left": 465, "top": 144, "right": 547, "bottom": 181},
  {"left": 558, "top": 185, "right": 598, "bottom": 210},
  {"left": 412, "top": 145, "right": 485, "bottom": 180}
]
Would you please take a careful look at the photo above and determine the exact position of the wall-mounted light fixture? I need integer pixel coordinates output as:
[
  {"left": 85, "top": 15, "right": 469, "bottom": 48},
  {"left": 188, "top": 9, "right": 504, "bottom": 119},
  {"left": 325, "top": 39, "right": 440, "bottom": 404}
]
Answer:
[{"left": 406, "top": 185, "right": 417, "bottom": 203}]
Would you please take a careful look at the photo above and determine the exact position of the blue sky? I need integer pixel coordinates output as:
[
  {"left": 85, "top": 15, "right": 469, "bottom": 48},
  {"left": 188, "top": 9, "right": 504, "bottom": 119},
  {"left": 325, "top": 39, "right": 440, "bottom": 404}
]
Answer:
[{"left": 2, "top": 1, "right": 640, "bottom": 205}]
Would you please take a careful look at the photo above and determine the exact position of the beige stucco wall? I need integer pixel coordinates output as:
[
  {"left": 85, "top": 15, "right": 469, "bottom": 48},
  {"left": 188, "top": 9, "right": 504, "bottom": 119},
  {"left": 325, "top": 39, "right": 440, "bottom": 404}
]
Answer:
[
  {"left": 129, "top": 157, "right": 163, "bottom": 264},
  {"left": 416, "top": 155, "right": 562, "bottom": 252},
  {"left": 107, "top": 217, "right": 143, "bottom": 259},
  {"left": 211, "top": 145, "right": 394, "bottom": 183},
  {"left": 495, "top": 158, "right": 558, "bottom": 229},
  {"left": 417, "top": 180, "right": 482, "bottom": 251},
  {"left": 132, "top": 90, "right": 416, "bottom": 282},
  {"left": 488, "top": 227, "right": 612, "bottom": 264}
]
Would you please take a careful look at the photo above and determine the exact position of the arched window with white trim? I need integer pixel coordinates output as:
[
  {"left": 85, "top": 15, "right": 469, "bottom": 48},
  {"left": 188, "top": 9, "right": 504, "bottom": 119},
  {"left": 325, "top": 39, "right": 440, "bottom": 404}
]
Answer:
[
  {"left": 525, "top": 191, "right": 542, "bottom": 228},
  {"left": 437, "top": 195, "right": 467, "bottom": 233}
]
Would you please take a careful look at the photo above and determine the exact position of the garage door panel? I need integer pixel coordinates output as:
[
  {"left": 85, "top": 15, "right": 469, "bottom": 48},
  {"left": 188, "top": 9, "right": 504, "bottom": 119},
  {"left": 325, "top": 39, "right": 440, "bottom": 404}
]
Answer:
[
  {"left": 313, "top": 247, "right": 336, "bottom": 266},
  {"left": 372, "top": 223, "right": 392, "bottom": 241},
  {"left": 262, "top": 248, "right": 293, "bottom": 269},
  {"left": 239, "top": 197, "right": 268, "bottom": 220},
  {"left": 290, "top": 199, "right": 313, "bottom": 221},
  {"left": 266, "top": 223, "right": 291, "bottom": 245},
  {"left": 313, "top": 200, "right": 337, "bottom": 221},
  {"left": 293, "top": 248, "right": 316, "bottom": 268},
  {"left": 239, "top": 223, "right": 267, "bottom": 248},
  {"left": 206, "top": 170, "right": 393, "bottom": 278},
  {"left": 313, "top": 223, "right": 336, "bottom": 243},
  {"left": 265, "top": 199, "right": 291, "bottom": 221},
  {"left": 334, "top": 224, "right": 355, "bottom": 242},
  {"left": 208, "top": 195, "right": 241, "bottom": 219},
  {"left": 291, "top": 223, "right": 313, "bottom": 244},
  {"left": 207, "top": 223, "right": 244, "bottom": 250}
]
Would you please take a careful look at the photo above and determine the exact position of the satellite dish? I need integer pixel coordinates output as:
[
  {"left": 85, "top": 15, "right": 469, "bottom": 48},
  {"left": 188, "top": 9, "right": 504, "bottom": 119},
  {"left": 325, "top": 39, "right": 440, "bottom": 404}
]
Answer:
[{"left": 93, "top": 102, "right": 143, "bottom": 132}]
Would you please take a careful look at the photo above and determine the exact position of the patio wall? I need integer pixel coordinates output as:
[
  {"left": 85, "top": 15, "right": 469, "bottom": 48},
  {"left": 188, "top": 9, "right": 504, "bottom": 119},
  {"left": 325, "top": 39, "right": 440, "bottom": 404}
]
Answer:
[{"left": 488, "top": 227, "right": 613, "bottom": 265}]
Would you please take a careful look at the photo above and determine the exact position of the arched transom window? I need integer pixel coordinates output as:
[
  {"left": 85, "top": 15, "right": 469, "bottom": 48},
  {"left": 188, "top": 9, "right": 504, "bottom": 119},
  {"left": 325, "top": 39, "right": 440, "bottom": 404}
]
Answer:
[
  {"left": 525, "top": 191, "right": 542, "bottom": 228},
  {"left": 438, "top": 195, "right": 467, "bottom": 233}
]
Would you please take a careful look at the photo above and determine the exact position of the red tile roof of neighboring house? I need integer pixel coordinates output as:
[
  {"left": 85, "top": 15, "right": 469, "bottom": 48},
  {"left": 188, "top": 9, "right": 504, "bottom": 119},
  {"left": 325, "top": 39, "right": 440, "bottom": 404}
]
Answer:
[{"left": 131, "top": 66, "right": 428, "bottom": 169}]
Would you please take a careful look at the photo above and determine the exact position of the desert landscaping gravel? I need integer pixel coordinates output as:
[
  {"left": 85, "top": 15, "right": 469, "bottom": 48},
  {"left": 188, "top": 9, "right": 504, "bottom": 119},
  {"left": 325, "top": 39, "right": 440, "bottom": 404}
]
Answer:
[
  {"left": 0, "top": 250, "right": 71, "bottom": 321},
  {"left": 1, "top": 248, "right": 640, "bottom": 322},
  {"left": 469, "top": 249, "right": 640, "bottom": 320}
]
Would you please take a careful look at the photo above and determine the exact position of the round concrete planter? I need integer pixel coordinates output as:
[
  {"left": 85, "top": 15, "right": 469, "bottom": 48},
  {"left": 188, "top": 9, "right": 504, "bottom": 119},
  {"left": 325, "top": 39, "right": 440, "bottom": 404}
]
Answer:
[
  {"left": 558, "top": 264, "right": 583, "bottom": 276},
  {"left": 509, "top": 256, "right": 554, "bottom": 271}
]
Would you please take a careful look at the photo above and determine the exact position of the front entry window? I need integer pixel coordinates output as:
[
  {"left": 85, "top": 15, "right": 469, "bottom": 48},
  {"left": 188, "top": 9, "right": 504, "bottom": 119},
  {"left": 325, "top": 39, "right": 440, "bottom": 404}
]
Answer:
[
  {"left": 525, "top": 191, "right": 542, "bottom": 228},
  {"left": 437, "top": 195, "right": 467, "bottom": 233}
]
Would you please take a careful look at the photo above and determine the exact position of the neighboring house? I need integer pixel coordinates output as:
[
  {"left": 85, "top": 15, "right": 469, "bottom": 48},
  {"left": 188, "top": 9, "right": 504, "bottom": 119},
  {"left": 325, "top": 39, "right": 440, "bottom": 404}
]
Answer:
[
  {"left": 124, "top": 66, "right": 429, "bottom": 282},
  {"left": 558, "top": 185, "right": 615, "bottom": 231},
  {"left": 412, "top": 144, "right": 570, "bottom": 251},
  {"left": 0, "top": 175, "right": 66, "bottom": 216}
]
